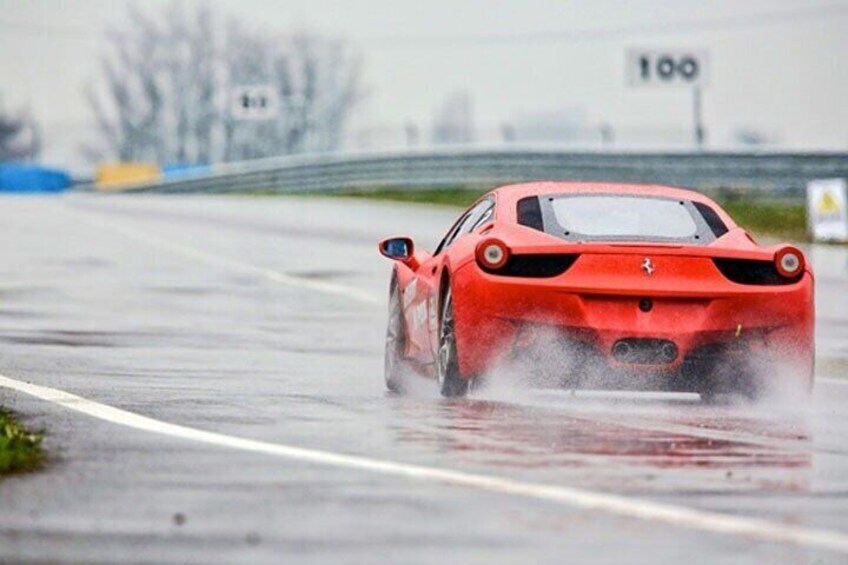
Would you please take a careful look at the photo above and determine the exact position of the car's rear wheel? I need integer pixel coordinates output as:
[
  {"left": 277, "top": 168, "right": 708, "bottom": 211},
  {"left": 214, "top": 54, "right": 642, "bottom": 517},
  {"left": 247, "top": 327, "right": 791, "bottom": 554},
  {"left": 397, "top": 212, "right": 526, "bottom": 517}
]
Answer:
[
  {"left": 437, "top": 287, "right": 470, "bottom": 398},
  {"left": 384, "top": 283, "right": 409, "bottom": 393}
]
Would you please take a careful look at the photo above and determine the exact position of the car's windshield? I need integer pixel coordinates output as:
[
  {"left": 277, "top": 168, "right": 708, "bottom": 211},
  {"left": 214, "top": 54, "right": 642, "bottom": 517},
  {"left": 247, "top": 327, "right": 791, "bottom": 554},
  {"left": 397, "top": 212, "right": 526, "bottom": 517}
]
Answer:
[{"left": 543, "top": 194, "right": 711, "bottom": 243}]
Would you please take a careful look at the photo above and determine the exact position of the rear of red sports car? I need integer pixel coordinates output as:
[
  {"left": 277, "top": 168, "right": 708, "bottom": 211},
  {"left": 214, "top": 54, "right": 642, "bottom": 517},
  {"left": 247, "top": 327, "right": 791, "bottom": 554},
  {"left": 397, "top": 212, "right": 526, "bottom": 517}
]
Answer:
[
  {"left": 379, "top": 182, "right": 814, "bottom": 399},
  {"left": 447, "top": 184, "right": 814, "bottom": 399}
]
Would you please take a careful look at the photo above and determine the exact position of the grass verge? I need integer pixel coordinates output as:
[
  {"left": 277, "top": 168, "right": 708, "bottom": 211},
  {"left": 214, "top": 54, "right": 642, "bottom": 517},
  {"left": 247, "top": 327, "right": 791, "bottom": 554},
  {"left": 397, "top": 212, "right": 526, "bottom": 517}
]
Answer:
[
  {"left": 339, "top": 187, "right": 483, "bottom": 207},
  {"left": 718, "top": 198, "right": 807, "bottom": 242},
  {"left": 0, "top": 408, "right": 44, "bottom": 476},
  {"left": 339, "top": 187, "right": 810, "bottom": 242}
]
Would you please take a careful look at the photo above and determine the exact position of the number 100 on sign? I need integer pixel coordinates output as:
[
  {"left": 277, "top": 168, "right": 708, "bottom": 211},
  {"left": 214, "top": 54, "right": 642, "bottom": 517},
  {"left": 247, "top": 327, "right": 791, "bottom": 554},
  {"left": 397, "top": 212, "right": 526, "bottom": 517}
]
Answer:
[{"left": 626, "top": 49, "right": 710, "bottom": 88}]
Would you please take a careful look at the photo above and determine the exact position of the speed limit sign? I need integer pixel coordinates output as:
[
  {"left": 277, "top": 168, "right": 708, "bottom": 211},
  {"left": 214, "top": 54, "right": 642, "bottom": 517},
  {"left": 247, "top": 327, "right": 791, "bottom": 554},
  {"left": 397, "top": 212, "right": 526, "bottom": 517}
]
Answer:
[{"left": 626, "top": 49, "right": 710, "bottom": 88}]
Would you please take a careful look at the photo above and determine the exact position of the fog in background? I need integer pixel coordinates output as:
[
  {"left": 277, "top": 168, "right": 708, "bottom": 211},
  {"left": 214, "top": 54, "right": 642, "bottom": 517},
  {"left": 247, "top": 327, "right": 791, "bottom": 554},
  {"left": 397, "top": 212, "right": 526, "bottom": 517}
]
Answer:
[{"left": 0, "top": 0, "right": 846, "bottom": 168}]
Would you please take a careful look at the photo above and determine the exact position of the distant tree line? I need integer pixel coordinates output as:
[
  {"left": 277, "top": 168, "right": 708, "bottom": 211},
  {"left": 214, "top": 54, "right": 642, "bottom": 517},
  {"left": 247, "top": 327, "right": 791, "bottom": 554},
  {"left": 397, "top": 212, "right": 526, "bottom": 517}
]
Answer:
[
  {"left": 85, "top": 3, "right": 363, "bottom": 164},
  {"left": 0, "top": 97, "right": 40, "bottom": 162}
]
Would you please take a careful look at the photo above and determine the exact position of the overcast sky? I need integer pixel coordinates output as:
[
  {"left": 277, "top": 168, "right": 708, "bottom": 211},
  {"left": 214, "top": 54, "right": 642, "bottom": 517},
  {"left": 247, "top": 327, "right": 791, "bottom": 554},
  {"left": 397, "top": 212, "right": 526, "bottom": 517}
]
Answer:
[{"left": 1, "top": 0, "right": 847, "bottom": 165}]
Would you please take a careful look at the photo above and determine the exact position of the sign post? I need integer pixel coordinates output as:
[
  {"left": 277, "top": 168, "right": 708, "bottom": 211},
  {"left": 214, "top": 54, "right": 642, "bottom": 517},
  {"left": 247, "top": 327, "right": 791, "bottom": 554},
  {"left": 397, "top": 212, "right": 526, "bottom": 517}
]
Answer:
[
  {"left": 807, "top": 178, "right": 848, "bottom": 242},
  {"left": 626, "top": 49, "right": 710, "bottom": 149}
]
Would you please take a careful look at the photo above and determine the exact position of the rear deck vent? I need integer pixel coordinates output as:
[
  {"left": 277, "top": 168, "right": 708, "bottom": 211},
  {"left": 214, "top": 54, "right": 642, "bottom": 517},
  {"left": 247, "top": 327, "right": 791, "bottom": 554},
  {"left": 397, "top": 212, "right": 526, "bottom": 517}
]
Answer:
[
  {"left": 517, "top": 196, "right": 544, "bottom": 232},
  {"left": 483, "top": 254, "right": 578, "bottom": 277},
  {"left": 713, "top": 258, "right": 801, "bottom": 286},
  {"left": 694, "top": 202, "right": 729, "bottom": 237}
]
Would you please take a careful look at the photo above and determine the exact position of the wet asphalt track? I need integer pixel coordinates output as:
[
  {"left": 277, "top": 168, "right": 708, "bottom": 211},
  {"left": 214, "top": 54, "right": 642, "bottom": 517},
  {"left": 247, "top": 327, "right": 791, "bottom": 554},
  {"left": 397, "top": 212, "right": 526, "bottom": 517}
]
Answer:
[{"left": 0, "top": 193, "right": 847, "bottom": 564}]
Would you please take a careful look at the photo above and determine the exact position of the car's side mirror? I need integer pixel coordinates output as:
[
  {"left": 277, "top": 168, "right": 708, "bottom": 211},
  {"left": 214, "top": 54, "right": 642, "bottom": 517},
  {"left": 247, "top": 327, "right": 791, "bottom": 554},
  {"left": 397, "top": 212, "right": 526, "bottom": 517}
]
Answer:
[{"left": 379, "top": 237, "right": 414, "bottom": 261}]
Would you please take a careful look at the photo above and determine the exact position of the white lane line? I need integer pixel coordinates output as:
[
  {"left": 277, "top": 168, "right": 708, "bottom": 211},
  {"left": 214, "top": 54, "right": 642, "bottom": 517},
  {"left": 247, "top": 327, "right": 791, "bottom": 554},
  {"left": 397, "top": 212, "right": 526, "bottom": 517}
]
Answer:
[
  {"left": 3, "top": 374, "right": 848, "bottom": 554},
  {"left": 71, "top": 210, "right": 382, "bottom": 306}
]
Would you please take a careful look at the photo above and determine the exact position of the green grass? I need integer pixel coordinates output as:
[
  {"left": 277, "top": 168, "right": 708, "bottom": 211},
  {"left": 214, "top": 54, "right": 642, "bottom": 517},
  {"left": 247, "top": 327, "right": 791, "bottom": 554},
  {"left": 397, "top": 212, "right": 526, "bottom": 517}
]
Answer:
[
  {"left": 717, "top": 198, "right": 808, "bottom": 242},
  {"left": 0, "top": 408, "right": 44, "bottom": 476},
  {"left": 339, "top": 187, "right": 485, "bottom": 207},
  {"left": 337, "top": 187, "right": 811, "bottom": 242}
]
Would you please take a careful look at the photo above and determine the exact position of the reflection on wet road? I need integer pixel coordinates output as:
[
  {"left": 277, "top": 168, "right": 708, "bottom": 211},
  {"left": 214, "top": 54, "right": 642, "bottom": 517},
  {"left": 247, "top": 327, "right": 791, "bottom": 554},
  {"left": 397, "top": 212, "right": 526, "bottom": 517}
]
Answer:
[{"left": 387, "top": 391, "right": 814, "bottom": 493}]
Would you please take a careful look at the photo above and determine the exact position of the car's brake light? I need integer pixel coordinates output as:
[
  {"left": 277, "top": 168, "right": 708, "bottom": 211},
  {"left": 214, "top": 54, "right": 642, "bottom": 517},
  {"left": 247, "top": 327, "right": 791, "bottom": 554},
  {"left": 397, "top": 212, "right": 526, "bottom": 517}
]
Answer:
[
  {"left": 774, "top": 246, "right": 805, "bottom": 278},
  {"left": 476, "top": 238, "right": 510, "bottom": 270}
]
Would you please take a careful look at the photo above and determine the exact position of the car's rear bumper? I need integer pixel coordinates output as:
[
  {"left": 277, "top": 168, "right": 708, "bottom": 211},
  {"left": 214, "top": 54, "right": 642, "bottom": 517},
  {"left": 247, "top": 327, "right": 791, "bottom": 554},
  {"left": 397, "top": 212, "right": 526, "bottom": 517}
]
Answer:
[{"left": 450, "top": 262, "right": 814, "bottom": 390}]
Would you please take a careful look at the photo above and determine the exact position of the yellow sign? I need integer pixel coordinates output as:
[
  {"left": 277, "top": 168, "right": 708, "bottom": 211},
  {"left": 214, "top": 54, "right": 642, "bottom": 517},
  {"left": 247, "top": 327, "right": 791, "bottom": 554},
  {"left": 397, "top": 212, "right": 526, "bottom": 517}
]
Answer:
[
  {"left": 817, "top": 191, "right": 840, "bottom": 214},
  {"left": 95, "top": 163, "right": 161, "bottom": 191}
]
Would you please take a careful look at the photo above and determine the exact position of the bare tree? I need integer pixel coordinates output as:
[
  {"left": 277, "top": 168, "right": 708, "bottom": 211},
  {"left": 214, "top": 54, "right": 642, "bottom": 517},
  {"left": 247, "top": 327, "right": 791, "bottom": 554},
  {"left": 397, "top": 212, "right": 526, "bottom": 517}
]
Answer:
[
  {"left": 0, "top": 97, "right": 40, "bottom": 161},
  {"left": 85, "top": 8, "right": 164, "bottom": 162},
  {"left": 86, "top": 2, "right": 363, "bottom": 164},
  {"left": 221, "top": 18, "right": 276, "bottom": 162},
  {"left": 223, "top": 25, "right": 363, "bottom": 159}
]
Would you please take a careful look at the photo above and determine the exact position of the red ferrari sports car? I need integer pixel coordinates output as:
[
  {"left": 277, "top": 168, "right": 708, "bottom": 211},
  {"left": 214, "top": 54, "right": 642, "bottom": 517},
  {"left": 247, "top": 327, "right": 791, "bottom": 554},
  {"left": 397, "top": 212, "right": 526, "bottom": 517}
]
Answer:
[{"left": 379, "top": 182, "right": 814, "bottom": 400}]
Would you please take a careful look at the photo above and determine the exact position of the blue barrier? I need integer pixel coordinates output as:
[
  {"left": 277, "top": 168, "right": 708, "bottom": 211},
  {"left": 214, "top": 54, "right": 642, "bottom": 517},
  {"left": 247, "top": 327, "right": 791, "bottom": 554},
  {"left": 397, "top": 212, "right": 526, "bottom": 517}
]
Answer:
[
  {"left": 0, "top": 164, "right": 71, "bottom": 193},
  {"left": 162, "top": 164, "right": 210, "bottom": 179}
]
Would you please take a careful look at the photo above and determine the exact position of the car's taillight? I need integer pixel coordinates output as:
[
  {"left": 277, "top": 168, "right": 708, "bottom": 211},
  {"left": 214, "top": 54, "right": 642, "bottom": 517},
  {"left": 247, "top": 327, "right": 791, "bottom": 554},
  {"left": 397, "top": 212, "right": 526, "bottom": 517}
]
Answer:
[
  {"left": 774, "top": 246, "right": 805, "bottom": 279},
  {"left": 476, "top": 238, "right": 510, "bottom": 270}
]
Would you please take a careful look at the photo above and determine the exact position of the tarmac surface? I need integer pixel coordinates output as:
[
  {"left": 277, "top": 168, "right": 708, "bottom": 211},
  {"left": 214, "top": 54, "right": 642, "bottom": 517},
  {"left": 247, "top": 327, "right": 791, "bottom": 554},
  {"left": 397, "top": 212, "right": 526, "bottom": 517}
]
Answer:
[{"left": 1, "top": 193, "right": 847, "bottom": 564}]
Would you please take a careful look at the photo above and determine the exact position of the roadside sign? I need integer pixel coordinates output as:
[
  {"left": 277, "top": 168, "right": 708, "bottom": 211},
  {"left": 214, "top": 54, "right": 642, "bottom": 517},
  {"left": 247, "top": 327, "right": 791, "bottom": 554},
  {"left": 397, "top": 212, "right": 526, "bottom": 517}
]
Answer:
[
  {"left": 230, "top": 85, "right": 278, "bottom": 120},
  {"left": 807, "top": 178, "right": 848, "bottom": 242},
  {"left": 626, "top": 49, "right": 710, "bottom": 88}
]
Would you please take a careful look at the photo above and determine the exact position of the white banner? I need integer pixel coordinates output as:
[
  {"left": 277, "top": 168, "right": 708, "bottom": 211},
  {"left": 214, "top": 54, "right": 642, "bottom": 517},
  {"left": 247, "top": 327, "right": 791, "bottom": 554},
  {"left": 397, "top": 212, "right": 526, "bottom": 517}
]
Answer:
[{"left": 807, "top": 178, "right": 848, "bottom": 242}]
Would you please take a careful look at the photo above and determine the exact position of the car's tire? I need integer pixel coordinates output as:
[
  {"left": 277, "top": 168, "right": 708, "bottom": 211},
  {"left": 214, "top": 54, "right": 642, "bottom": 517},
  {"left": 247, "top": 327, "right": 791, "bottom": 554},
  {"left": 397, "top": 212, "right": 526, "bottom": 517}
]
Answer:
[
  {"left": 384, "top": 283, "right": 410, "bottom": 393},
  {"left": 437, "top": 286, "right": 470, "bottom": 398}
]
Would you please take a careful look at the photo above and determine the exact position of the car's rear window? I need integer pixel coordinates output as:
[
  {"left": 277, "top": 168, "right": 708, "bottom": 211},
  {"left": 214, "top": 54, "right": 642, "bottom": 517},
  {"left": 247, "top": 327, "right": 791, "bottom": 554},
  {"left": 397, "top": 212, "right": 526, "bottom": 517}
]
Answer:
[
  {"left": 552, "top": 195, "right": 697, "bottom": 238},
  {"left": 519, "top": 193, "right": 723, "bottom": 245}
]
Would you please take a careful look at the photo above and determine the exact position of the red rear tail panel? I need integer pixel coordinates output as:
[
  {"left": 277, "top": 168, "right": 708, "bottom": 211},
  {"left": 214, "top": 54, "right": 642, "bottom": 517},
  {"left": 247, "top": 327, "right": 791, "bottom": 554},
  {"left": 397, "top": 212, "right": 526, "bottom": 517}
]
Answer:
[{"left": 450, "top": 250, "right": 814, "bottom": 383}]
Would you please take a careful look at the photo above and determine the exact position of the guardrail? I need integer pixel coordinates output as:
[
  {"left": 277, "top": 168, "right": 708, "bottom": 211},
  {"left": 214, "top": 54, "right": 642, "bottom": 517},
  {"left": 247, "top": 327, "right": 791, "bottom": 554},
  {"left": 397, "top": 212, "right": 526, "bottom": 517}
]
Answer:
[{"left": 99, "top": 147, "right": 848, "bottom": 199}]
